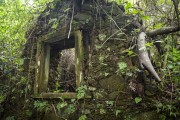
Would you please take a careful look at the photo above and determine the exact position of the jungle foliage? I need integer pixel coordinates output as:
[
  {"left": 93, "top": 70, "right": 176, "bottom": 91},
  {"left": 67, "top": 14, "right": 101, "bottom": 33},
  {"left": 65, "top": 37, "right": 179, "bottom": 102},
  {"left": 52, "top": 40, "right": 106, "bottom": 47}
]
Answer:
[{"left": 0, "top": 0, "right": 179, "bottom": 119}]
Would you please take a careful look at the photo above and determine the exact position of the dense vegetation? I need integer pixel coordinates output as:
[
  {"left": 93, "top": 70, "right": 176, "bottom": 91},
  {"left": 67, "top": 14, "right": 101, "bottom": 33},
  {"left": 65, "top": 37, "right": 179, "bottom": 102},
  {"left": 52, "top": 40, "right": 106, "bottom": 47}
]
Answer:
[{"left": 0, "top": 0, "right": 179, "bottom": 119}]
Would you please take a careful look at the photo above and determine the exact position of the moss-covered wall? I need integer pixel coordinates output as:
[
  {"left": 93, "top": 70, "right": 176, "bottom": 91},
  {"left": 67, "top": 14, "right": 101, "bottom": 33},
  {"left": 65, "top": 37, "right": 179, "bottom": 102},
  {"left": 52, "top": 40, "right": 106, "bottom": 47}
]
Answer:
[
  {"left": 22, "top": 1, "right": 167, "bottom": 120},
  {"left": 81, "top": 27, "right": 134, "bottom": 119}
]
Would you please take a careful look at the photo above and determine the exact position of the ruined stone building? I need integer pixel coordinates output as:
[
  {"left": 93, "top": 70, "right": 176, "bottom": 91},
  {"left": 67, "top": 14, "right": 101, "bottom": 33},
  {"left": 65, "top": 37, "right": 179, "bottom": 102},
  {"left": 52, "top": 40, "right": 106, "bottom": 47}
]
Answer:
[{"left": 23, "top": 0, "right": 162, "bottom": 119}]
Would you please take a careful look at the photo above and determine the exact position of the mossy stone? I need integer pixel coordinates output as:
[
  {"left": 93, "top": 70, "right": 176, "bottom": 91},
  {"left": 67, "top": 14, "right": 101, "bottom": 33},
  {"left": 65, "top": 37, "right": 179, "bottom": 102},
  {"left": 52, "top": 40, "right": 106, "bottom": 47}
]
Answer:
[
  {"left": 108, "top": 91, "right": 120, "bottom": 99},
  {"left": 43, "top": 112, "right": 60, "bottom": 120},
  {"left": 132, "top": 111, "right": 161, "bottom": 120},
  {"left": 99, "top": 75, "right": 125, "bottom": 92}
]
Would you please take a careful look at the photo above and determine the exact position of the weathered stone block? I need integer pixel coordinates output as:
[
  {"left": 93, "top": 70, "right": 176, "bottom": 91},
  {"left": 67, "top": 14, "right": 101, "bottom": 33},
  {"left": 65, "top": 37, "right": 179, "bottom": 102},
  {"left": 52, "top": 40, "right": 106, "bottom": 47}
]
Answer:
[{"left": 99, "top": 75, "right": 125, "bottom": 92}]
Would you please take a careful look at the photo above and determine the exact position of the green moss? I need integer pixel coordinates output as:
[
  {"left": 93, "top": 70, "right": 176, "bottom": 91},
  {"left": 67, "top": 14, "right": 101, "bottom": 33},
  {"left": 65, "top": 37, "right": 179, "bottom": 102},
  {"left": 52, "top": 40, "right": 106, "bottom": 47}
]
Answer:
[
  {"left": 132, "top": 111, "right": 161, "bottom": 120},
  {"left": 99, "top": 75, "right": 125, "bottom": 92},
  {"left": 74, "top": 13, "right": 92, "bottom": 23},
  {"left": 43, "top": 112, "right": 60, "bottom": 120}
]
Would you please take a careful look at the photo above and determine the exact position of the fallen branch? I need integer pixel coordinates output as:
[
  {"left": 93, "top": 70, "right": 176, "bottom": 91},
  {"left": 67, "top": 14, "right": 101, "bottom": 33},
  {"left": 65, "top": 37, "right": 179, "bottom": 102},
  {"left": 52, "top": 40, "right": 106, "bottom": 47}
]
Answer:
[{"left": 146, "top": 26, "right": 180, "bottom": 37}]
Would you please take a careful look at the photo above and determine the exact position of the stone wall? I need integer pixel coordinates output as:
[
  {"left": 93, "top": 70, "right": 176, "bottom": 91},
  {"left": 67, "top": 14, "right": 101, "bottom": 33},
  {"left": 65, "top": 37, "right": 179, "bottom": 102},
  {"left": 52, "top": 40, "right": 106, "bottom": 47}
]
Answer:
[
  {"left": 24, "top": 1, "right": 168, "bottom": 120},
  {"left": 81, "top": 27, "right": 135, "bottom": 119}
]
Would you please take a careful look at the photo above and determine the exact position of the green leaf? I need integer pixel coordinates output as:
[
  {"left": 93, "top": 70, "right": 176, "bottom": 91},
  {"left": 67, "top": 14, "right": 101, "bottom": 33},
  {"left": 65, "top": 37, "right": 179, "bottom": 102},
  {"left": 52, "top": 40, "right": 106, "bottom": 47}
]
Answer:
[
  {"left": 57, "top": 101, "right": 67, "bottom": 111},
  {"left": 48, "top": 18, "right": 57, "bottom": 24},
  {"left": 95, "top": 92, "right": 103, "bottom": 99},
  {"left": 100, "top": 109, "right": 106, "bottom": 114},
  {"left": 145, "top": 42, "right": 154, "bottom": 47},
  {"left": 118, "top": 62, "right": 127, "bottom": 70},
  {"left": 78, "top": 115, "right": 87, "bottom": 120},
  {"left": 167, "top": 64, "right": 174, "bottom": 69},
  {"left": 123, "top": 49, "right": 134, "bottom": 56},
  {"left": 105, "top": 101, "right": 114, "bottom": 106},
  {"left": 131, "top": 9, "right": 139, "bottom": 14},
  {"left": 0, "top": 95, "right": 5, "bottom": 103},
  {"left": 5, "top": 116, "right": 15, "bottom": 120},
  {"left": 51, "top": 22, "right": 58, "bottom": 29},
  {"left": 135, "top": 97, "right": 142, "bottom": 104},
  {"left": 76, "top": 85, "right": 87, "bottom": 99},
  {"left": 98, "top": 34, "right": 106, "bottom": 41},
  {"left": 66, "top": 104, "right": 76, "bottom": 114},
  {"left": 154, "top": 23, "right": 164, "bottom": 29},
  {"left": 157, "top": 0, "right": 165, "bottom": 4},
  {"left": 99, "top": 56, "right": 104, "bottom": 63},
  {"left": 125, "top": 3, "right": 132, "bottom": 10},
  {"left": 105, "top": 72, "right": 109, "bottom": 76},
  {"left": 141, "top": 15, "right": 150, "bottom": 21},
  {"left": 34, "top": 101, "right": 48, "bottom": 112},
  {"left": 115, "top": 109, "right": 121, "bottom": 116},
  {"left": 156, "top": 102, "right": 163, "bottom": 108}
]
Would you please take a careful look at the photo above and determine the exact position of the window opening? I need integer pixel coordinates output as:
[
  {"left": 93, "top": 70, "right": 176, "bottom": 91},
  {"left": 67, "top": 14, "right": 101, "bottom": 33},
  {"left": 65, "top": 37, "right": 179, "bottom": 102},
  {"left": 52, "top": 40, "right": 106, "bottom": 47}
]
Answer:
[
  {"left": 48, "top": 48, "right": 75, "bottom": 92},
  {"left": 47, "top": 36, "right": 76, "bottom": 92}
]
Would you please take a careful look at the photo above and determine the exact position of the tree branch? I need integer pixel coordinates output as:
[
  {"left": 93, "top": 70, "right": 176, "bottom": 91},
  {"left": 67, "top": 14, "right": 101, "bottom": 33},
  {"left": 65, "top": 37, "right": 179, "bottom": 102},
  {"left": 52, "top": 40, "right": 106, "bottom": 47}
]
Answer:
[
  {"left": 146, "top": 26, "right": 180, "bottom": 37},
  {"left": 137, "top": 32, "right": 161, "bottom": 82}
]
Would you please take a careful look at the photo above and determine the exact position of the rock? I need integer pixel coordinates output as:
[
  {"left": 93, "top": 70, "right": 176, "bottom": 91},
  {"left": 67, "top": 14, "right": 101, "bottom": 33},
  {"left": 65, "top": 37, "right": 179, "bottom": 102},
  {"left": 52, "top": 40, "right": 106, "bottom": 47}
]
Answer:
[
  {"left": 88, "top": 79, "right": 98, "bottom": 86},
  {"left": 108, "top": 91, "right": 120, "bottom": 99},
  {"left": 74, "top": 13, "right": 92, "bottom": 23},
  {"left": 99, "top": 75, "right": 125, "bottom": 92},
  {"left": 145, "top": 90, "right": 154, "bottom": 96},
  {"left": 132, "top": 111, "right": 161, "bottom": 120},
  {"left": 43, "top": 112, "right": 60, "bottom": 120},
  {"left": 88, "top": 86, "right": 97, "bottom": 91}
]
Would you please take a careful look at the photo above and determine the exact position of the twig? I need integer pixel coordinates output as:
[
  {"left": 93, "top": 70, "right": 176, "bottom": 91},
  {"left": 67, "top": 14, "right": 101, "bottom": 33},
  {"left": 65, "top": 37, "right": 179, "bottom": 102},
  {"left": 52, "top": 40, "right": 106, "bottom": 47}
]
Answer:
[
  {"left": 101, "top": 30, "right": 120, "bottom": 46},
  {"left": 82, "top": 0, "right": 84, "bottom": 5},
  {"left": 68, "top": 1, "right": 75, "bottom": 39},
  {"left": 51, "top": 104, "right": 58, "bottom": 116},
  {"left": 94, "top": 1, "right": 121, "bottom": 30},
  {"left": 172, "top": 0, "right": 179, "bottom": 26},
  {"left": 101, "top": 23, "right": 131, "bottom": 46}
]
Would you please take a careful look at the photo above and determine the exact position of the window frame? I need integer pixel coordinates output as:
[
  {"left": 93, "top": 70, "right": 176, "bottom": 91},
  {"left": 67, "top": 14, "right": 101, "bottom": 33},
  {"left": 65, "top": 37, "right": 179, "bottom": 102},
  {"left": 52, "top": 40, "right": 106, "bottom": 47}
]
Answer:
[{"left": 34, "top": 30, "right": 84, "bottom": 99}]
